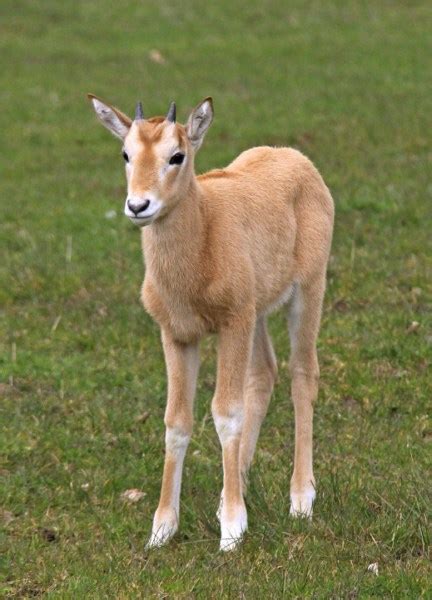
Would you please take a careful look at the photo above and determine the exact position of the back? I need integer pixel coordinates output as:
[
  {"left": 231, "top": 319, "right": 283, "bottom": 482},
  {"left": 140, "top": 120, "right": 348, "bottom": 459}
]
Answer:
[{"left": 197, "top": 146, "right": 333, "bottom": 312}]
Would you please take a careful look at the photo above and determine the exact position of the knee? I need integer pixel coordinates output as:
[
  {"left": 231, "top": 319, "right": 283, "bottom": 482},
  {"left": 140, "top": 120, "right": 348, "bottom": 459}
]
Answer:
[
  {"left": 290, "top": 367, "right": 319, "bottom": 405},
  {"left": 290, "top": 366, "right": 320, "bottom": 383},
  {"left": 289, "top": 353, "right": 319, "bottom": 382},
  {"left": 212, "top": 403, "right": 243, "bottom": 445},
  {"left": 165, "top": 426, "right": 191, "bottom": 453},
  {"left": 164, "top": 409, "right": 193, "bottom": 445},
  {"left": 164, "top": 401, "right": 193, "bottom": 433}
]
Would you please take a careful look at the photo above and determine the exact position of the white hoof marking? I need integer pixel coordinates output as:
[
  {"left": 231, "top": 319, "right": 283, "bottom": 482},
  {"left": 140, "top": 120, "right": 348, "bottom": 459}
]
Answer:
[
  {"left": 219, "top": 505, "right": 247, "bottom": 552},
  {"left": 146, "top": 511, "right": 178, "bottom": 549},
  {"left": 290, "top": 489, "right": 315, "bottom": 518}
]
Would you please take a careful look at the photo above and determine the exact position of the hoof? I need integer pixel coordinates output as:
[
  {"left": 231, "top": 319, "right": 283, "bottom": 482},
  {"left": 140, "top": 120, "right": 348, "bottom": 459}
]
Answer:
[
  {"left": 220, "top": 534, "right": 244, "bottom": 552},
  {"left": 219, "top": 504, "right": 247, "bottom": 552},
  {"left": 290, "top": 489, "right": 315, "bottom": 519},
  {"left": 146, "top": 509, "right": 178, "bottom": 549}
]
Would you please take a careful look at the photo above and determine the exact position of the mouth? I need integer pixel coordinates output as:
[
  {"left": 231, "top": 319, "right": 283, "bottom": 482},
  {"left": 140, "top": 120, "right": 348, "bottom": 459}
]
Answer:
[{"left": 128, "top": 211, "right": 160, "bottom": 227}]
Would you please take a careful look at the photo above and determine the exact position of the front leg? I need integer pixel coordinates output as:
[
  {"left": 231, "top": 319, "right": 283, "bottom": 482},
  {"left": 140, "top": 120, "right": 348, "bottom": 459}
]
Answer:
[
  {"left": 212, "top": 310, "right": 255, "bottom": 551},
  {"left": 146, "top": 330, "right": 199, "bottom": 548}
]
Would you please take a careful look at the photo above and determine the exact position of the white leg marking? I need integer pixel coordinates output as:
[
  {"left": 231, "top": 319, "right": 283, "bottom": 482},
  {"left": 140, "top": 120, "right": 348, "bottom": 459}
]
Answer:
[
  {"left": 213, "top": 407, "right": 247, "bottom": 550},
  {"left": 290, "top": 487, "right": 316, "bottom": 518},
  {"left": 164, "top": 427, "right": 190, "bottom": 512},
  {"left": 219, "top": 504, "right": 248, "bottom": 552},
  {"left": 213, "top": 406, "right": 243, "bottom": 446},
  {"left": 146, "top": 427, "right": 190, "bottom": 549},
  {"left": 146, "top": 508, "right": 179, "bottom": 549}
]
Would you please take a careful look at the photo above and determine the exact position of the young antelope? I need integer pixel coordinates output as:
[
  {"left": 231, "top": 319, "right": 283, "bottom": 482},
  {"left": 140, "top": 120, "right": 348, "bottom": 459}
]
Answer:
[{"left": 88, "top": 94, "right": 334, "bottom": 551}]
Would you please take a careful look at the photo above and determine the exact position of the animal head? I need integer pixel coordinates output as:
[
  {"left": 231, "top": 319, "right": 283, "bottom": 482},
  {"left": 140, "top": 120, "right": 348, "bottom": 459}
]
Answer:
[{"left": 88, "top": 94, "right": 214, "bottom": 226}]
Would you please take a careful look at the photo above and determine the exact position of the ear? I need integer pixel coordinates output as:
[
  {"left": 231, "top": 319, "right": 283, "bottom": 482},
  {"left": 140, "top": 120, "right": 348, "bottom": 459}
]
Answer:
[
  {"left": 87, "top": 94, "right": 132, "bottom": 140},
  {"left": 186, "top": 97, "right": 214, "bottom": 151}
]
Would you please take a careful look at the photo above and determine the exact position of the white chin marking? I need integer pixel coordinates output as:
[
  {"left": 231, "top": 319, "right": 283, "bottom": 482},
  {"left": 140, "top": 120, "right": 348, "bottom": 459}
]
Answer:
[
  {"left": 129, "top": 215, "right": 157, "bottom": 227},
  {"left": 290, "top": 489, "right": 315, "bottom": 519},
  {"left": 219, "top": 505, "right": 247, "bottom": 552}
]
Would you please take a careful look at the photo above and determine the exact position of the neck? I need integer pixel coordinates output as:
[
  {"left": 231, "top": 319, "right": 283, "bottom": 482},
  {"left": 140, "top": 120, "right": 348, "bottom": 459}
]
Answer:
[{"left": 141, "top": 177, "right": 205, "bottom": 292}]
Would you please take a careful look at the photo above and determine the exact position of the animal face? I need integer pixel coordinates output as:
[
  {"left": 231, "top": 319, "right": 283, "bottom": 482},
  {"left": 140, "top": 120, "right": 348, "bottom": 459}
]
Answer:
[
  {"left": 88, "top": 95, "right": 214, "bottom": 227},
  {"left": 122, "top": 118, "right": 191, "bottom": 226}
]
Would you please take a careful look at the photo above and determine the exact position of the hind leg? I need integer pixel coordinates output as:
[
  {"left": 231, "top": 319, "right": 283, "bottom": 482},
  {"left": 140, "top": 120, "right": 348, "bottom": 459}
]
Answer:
[
  {"left": 239, "top": 317, "right": 277, "bottom": 486},
  {"left": 288, "top": 278, "right": 325, "bottom": 518}
]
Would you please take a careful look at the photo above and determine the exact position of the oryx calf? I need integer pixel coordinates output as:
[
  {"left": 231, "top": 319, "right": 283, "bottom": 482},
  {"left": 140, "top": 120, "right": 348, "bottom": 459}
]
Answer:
[{"left": 88, "top": 94, "right": 334, "bottom": 551}]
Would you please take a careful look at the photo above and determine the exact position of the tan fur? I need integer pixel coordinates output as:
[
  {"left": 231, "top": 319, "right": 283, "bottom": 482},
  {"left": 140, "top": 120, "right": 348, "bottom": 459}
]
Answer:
[{"left": 89, "top": 95, "right": 334, "bottom": 549}]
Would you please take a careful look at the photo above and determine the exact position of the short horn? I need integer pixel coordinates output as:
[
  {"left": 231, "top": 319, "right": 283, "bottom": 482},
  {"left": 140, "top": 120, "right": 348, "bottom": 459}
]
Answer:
[
  {"left": 135, "top": 101, "right": 144, "bottom": 121},
  {"left": 166, "top": 101, "right": 176, "bottom": 123}
]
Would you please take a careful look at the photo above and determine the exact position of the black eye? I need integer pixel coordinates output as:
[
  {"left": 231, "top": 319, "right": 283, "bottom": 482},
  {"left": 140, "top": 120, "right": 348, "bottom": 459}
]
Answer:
[
  {"left": 122, "top": 150, "right": 129, "bottom": 162},
  {"left": 169, "top": 152, "right": 185, "bottom": 166}
]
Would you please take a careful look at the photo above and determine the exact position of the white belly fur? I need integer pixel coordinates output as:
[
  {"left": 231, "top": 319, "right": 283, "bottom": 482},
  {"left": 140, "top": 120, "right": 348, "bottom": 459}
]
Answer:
[{"left": 264, "top": 283, "right": 294, "bottom": 315}]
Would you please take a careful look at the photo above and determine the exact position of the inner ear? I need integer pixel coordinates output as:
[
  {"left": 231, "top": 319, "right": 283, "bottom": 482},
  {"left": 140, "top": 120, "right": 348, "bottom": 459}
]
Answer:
[
  {"left": 87, "top": 94, "right": 132, "bottom": 140},
  {"left": 186, "top": 97, "right": 214, "bottom": 150}
]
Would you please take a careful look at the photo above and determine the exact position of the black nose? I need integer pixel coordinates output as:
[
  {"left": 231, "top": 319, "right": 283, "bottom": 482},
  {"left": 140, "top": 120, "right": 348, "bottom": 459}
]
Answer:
[{"left": 127, "top": 199, "right": 150, "bottom": 216}]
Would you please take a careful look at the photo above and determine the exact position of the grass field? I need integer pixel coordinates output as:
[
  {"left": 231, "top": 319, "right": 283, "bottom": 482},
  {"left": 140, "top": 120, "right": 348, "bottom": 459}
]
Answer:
[{"left": 1, "top": 1, "right": 431, "bottom": 597}]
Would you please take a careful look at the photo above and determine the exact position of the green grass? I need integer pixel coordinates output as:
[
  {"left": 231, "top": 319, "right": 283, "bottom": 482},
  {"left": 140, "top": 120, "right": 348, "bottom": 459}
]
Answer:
[{"left": 1, "top": 1, "right": 431, "bottom": 597}]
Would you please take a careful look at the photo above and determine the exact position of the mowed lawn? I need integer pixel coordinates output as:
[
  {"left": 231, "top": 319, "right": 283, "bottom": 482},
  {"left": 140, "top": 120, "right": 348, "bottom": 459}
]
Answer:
[{"left": 1, "top": 1, "right": 431, "bottom": 597}]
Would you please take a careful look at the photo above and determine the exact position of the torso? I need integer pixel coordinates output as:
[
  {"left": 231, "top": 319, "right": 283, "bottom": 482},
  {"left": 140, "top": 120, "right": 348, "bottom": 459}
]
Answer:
[{"left": 141, "top": 146, "right": 332, "bottom": 342}]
